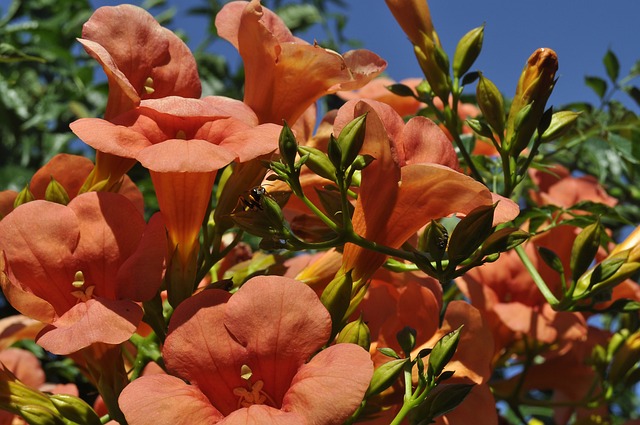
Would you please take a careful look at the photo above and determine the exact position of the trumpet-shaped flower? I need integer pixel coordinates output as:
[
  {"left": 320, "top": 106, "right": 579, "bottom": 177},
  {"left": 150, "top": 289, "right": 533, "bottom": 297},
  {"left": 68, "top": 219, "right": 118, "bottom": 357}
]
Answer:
[
  {"left": 215, "top": 0, "right": 386, "bottom": 124},
  {"left": 78, "top": 4, "right": 201, "bottom": 188},
  {"left": 71, "top": 97, "right": 282, "bottom": 304},
  {"left": 0, "top": 192, "right": 166, "bottom": 355},
  {"left": 336, "top": 100, "right": 519, "bottom": 281},
  {"left": 119, "top": 276, "right": 373, "bottom": 424}
]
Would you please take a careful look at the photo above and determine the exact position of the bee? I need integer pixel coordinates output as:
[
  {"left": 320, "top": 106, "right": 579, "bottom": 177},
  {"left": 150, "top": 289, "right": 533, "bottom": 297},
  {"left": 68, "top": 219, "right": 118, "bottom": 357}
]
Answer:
[{"left": 239, "top": 186, "right": 268, "bottom": 211}]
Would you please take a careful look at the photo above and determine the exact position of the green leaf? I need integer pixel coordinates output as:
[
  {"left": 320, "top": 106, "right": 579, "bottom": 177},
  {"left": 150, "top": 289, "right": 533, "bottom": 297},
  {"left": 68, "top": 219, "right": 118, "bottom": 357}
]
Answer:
[
  {"left": 585, "top": 76, "right": 607, "bottom": 99},
  {"left": 603, "top": 49, "right": 620, "bottom": 82},
  {"left": 624, "top": 86, "right": 640, "bottom": 108}
]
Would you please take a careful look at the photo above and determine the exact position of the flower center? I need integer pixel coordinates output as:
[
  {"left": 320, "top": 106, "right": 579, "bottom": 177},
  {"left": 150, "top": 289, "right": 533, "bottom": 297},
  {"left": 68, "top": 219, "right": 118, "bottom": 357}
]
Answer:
[
  {"left": 70, "top": 271, "right": 95, "bottom": 302},
  {"left": 233, "top": 365, "right": 276, "bottom": 408}
]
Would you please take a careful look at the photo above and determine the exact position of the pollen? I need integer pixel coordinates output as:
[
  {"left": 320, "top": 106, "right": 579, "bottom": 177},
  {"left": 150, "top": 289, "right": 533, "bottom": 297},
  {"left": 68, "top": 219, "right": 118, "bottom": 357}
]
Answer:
[
  {"left": 144, "top": 76, "right": 155, "bottom": 95},
  {"left": 70, "top": 271, "right": 95, "bottom": 302},
  {"left": 233, "top": 365, "right": 276, "bottom": 408}
]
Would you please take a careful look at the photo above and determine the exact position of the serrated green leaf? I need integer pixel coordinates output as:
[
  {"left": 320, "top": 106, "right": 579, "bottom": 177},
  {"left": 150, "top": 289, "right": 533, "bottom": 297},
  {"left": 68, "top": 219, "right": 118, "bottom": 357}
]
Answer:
[
  {"left": 603, "top": 49, "right": 620, "bottom": 82},
  {"left": 585, "top": 76, "right": 607, "bottom": 99}
]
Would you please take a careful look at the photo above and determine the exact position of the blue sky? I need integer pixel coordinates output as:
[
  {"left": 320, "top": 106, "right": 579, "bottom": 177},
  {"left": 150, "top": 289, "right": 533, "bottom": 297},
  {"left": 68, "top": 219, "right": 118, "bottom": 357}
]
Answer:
[{"left": 90, "top": 0, "right": 640, "bottom": 109}]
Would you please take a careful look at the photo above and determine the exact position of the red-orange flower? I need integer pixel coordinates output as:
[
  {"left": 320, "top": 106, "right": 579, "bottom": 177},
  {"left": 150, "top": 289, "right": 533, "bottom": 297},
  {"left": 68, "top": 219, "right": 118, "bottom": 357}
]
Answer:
[
  {"left": 0, "top": 192, "right": 166, "bottom": 355},
  {"left": 119, "top": 276, "right": 373, "bottom": 424},
  {"left": 337, "top": 77, "right": 425, "bottom": 117},
  {"left": 215, "top": 0, "right": 386, "bottom": 124},
  {"left": 0, "top": 154, "right": 144, "bottom": 219},
  {"left": 336, "top": 99, "right": 519, "bottom": 281},
  {"left": 78, "top": 4, "right": 201, "bottom": 188}
]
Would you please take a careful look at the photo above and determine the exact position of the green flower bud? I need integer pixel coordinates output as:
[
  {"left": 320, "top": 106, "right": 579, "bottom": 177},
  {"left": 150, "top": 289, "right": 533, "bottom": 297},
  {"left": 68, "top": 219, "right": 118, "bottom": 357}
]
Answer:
[
  {"left": 396, "top": 326, "right": 417, "bottom": 357},
  {"left": 327, "top": 134, "right": 342, "bottom": 172},
  {"left": 428, "top": 326, "right": 463, "bottom": 378},
  {"left": 414, "top": 33, "right": 451, "bottom": 100},
  {"left": 44, "top": 177, "right": 70, "bottom": 205},
  {"left": 49, "top": 394, "right": 101, "bottom": 425},
  {"left": 18, "top": 405, "right": 65, "bottom": 425},
  {"left": 297, "top": 146, "right": 336, "bottom": 181},
  {"left": 480, "top": 228, "right": 529, "bottom": 256},
  {"left": 336, "top": 316, "right": 371, "bottom": 351},
  {"left": 466, "top": 118, "right": 494, "bottom": 139},
  {"left": 421, "top": 220, "right": 448, "bottom": 261},
  {"left": 278, "top": 122, "right": 298, "bottom": 172},
  {"left": 365, "top": 358, "right": 409, "bottom": 397},
  {"left": 539, "top": 110, "right": 581, "bottom": 142},
  {"left": 338, "top": 113, "right": 368, "bottom": 171},
  {"left": 423, "top": 383, "right": 474, "bottom": 420},
  {"left": 453, "top": 25, "right": 484, "bottom": 78},
  {"left": 350, "top": 154, "right": 375, "bottom": 172},
  {"left": 570, "top": 221, "right": 602, "bottom": 283},
  {"left": 320, "top": 271, "right": 353, "bottom": 341},
  {"left": 476, "top": 73, "right": 505, "bottom": 136},
  {"left": 447, "top": 204, "right": 495, "bottom": 263},
  {"left": 609, "top": 331, "right": 640, "bottom": 385},
  {"left": 14, "top": 185, "right": 35, "bottom": 208}
]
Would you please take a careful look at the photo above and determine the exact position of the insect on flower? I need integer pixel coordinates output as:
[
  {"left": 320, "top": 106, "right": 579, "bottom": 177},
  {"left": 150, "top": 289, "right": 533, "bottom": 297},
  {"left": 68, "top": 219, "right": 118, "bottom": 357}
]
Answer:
[{"left": 238, "top": 186, "right": 268, "bottom": 211}]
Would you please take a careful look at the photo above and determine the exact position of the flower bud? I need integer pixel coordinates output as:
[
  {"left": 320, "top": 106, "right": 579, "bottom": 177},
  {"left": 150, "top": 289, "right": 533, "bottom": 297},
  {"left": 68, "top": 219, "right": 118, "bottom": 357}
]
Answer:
[
  {"left": 447, "top": 204, "right": 495, "bottom": 263},
  {"left": 466, "top": 118, "right": 494, "bottom": 139},
  {"left": 338, "top": 113, "right": 368, "bottom": 171},
  {"left": 414, "top": 33, "right": 451, "bottom": 101},
  {"left": 480, "top": 228, "right": 529, "bottom": 256},
  {"left": 505, "top": 48, "right": 558, "bottom": 155},
  {"left": 453, "top": 25, "right": 484, "bottom": 78},
  {"left": 610, "top": 225, "right": 640, "bottom": 261},
  {"left": 49, "top": 394, "right": 102, "bottom": 425},
  {"left": 428, "top": 326, "right": 462, "bottom": 378},
  {"left": 278, "top": 122, "right": 298, "bottom": 172},
  {"left": 336, "top": 316, "right": 371, "bottom": 351},
  {"left": 609, "top": 331, "right": 640, "bottom": 385},
  {"left": 320, "top": 271, "right": 353, "bottom": 340},
  {"left": 297, "top": 146, "right": 336, "bottom": 181},
  {"left": 397, "top": 326, "right": 417, "bottom": 357},
  {"left": 570, "top": 221, "right": 602, "bottom": 282},
  {"left": 365, "top": 358, "right": 409, "bottom": 397},
  {"left": 18, "top": 405, "right": 66, "bottom": 425},
  {"left": 44, "top": 177, "right": 70, "bottom": 205},
  {"left": 539, "top": 110, "right": 581, "bottom": 142},
  {"left": 420, "top": 220, "right": 449, "bottom": 261},
  {"left": 14, "top": 185, "right": 35, "bottom": 208},
  {"left": 385, "top": 0, "right": 434, "bottom": 47},
  {"left": 476, "top": 72, "right": 505, "bottom": 136}
]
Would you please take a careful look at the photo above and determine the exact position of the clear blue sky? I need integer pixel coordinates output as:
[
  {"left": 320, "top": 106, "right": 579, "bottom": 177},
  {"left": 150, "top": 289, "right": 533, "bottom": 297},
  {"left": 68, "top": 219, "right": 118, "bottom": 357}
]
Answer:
[{"left": 91, "top": 0, "right": 640, "bottom": 109}]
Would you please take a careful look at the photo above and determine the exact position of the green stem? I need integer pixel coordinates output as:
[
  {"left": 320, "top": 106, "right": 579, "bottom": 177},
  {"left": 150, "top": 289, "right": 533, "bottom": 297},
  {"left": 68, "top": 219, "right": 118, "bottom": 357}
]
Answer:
[{"left": 515, "top": 245, "right": 560, "bottom": 306}]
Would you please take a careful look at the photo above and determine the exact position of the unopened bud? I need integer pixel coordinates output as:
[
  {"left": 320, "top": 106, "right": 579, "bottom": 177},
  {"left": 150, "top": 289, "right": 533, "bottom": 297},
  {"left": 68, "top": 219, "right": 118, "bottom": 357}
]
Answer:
[
  {"left": 336, "top": 316, "right": 371, "bottom": 351},
  {"left": 297, "top": 146, "right": 336, "bottom": 181},
  {"left": 350, "top": 154, "right": 375, "bottom": 171},
  {"left": 570, "top": 221, "right": 602, "bottom": 282},
  {"left": 505, "top": 48, "right": 558, "bottom": 155},
  {"left": 385, "top": 0, "right": 434, "bottom": 47},
  {"left": 44, "top": 178, "right": 70, "bottom": 205},
  {"left": 540, "top": 110, "right": 581, "bottom": 142},
  {"left": 278, "top": 122, "right": 298, "bottom": 172},
  {"left": 414, "top": 33, "right": 451, "bottom": 100},
  {"left": 338, "top": 113, "right": 368, "bottom": 171},
  {"left": 49, "top": 394, "right": 102, "bottom": 425},
  {"left": 428, "top": 326, "right": 462, "bottom": 378},
  {"left": 320, "top": 271, "right": 353, "bottom": 340},
  {"left": 18, "top": 404, "right": 66, "bottom": 425},
  {"left": 480, "top": 228, "right": 529, "bottom": 256},
  {"left": 609, "top": 331, "right": 640, "bottom": 385},
  {"left": 466, "top": 118, "right": 494, "bottom": 139},
  {"left": 421, "top": 220, "right": 449, "bottom": 261},
  {"left": 476, "top": 73, "right": 505, "bottom": 137},
  {"left": 453, "top": 25, "right": 484, "bottom": 78},
  {"left": 447, "top": 204, "right": 495, "bottom": 263},
  {"left": 365, "top": 358, "right": 409, "bottom": 397}
]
